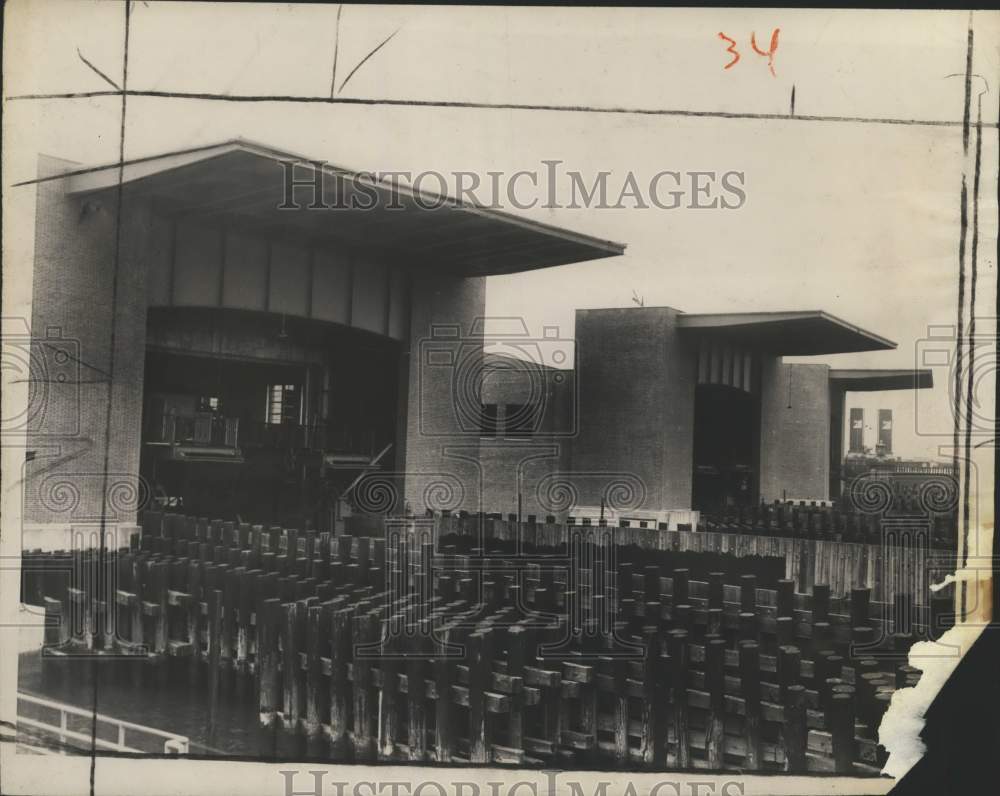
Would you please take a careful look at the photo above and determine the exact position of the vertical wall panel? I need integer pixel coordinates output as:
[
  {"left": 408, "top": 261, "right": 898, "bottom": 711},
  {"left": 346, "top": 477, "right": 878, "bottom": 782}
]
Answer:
[
  {"left": 709, "top": 343, "right": 721, "bottom": 383},
  {"left": 145, "top": 214, "right": 173, "bottom": 306},
  {"left": 311, "top": 249, "right": 352, "bottom": 324},
  {"left": 222, "top": 230, "right": 268, "bottom": 310},
  {"left": 721, "top": 345, "right": 733, "bottom": 388},
  {"left": 696, "top": 340, "right": 754, "bottom": 395},
  {"left": 387, "top": 267, "right": 410, "bottom": 341},
  {"left": 173, "top": 220, "right": 223, "bottom": 306},
  {"left": 269, "top": 242, "right": 310, "bottom": 316},
  {"left": 351, "top": 255, "right": 388, "bottom": 335}
]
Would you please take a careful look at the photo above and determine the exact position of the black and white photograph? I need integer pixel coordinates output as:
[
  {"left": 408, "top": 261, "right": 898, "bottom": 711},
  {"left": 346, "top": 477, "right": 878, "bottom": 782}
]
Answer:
[{"left": 1, "top": 4, "right": 997, "bottom": 795}]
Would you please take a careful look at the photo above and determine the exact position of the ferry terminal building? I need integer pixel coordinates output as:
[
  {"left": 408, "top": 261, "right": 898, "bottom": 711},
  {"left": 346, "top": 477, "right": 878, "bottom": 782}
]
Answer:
[{"left": 21, "top": 139, "right": 931, "bottom": 546}]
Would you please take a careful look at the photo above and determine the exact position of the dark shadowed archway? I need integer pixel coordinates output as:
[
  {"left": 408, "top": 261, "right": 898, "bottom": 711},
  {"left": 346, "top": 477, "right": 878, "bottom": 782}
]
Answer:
[{"left": 692, "top": 383, "right": 759, "bottom": 512}]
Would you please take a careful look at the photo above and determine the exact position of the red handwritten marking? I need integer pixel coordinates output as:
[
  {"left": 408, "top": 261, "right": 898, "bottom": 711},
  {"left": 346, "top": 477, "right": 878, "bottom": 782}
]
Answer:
[
  {"left": 750, "top": 28, "right": 781, "bottom": 77},
  {"left": 717, "top": 32, "right": 740, "bottom": 70}
]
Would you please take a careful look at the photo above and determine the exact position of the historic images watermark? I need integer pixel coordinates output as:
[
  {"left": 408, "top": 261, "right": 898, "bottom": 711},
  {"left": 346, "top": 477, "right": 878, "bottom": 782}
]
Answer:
[
  {"left": 278, "top": 160, "right": 747, "bottom": 212},
  {"left": 279, "top": 770, "right": 748, "bottom": 796}
]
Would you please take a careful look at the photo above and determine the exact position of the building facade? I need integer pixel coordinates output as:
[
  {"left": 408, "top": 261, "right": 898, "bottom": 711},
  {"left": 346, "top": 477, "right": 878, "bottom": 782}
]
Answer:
[
  {"left": 21, "top": 139, "right": 932, "bottom": 545},
  {"left": 21, "top": 140, "right": 623, "bottom": 546},
  {"left": 473, "top": 307, "right": 933, "bottom": 523}
]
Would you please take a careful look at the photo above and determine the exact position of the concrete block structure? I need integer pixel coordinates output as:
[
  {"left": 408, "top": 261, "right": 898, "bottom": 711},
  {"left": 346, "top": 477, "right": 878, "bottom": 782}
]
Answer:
[
  {"left": 478, "top": 307, "right": 933, "bottom": 521},
  {"left": 20, "top": 138, "right": 932, "bottom": 545},
  {"left": 20, "top": 140, "right": 623, "bottom": 546}
]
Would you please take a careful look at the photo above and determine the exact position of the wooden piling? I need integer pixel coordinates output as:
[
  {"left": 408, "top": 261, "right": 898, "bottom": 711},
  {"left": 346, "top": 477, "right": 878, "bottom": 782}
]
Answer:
[
  {"left": 468, "top": 627, "right": 495, "bottom": 764},
  {"left": 782, "top": 684, "right": 808, "bottom": 773},
  {"left": 329, "top": 605, "right": 354, "bottom": 758},
  {"left": 776, "top": 579, "right": 795, "bottom": 618},
  {"left": 281, "top": 601, "right": 302, "bottom": 729},
  {"left": 668, "top": 629, "right": 690, "bottom": 769},
  {"left": 739, "top": 641, "right": 762, "bottom": 770},
  {"left": 378, "top": 617, "right": 400, "bottom": 760},
  {"left": 639, "top": 626, "right": 668, "bottom": 768},
  {"left": 433, "top": 624, "right": 456, "bottom": 763},
  {"left": 352, "top": 611, "right": 378, "bottom": 761},
  {"left": 672, "top": 568, "right": 689, "bottom": 605},
  {"left": 406, "top": 629, "right": 429, "bottom": 762},
  {"left": 610, "top": 655, "right": 630, "bottom": 766},
  {"left": 258, "top": 598, "right": 282, "bottom": 727},
  {"left": 207, "top": 587, "right": 222, "bottom": 740},
  {"left": 305, "top": 603, "right": 328, "bottom": 741},
  {"left": 830, "top": 691, "right": 856, "bottom": 773},
  {"left": 704, "top": 637, "right": 726, "bottom": 769},
  {"left": 812, "top": 584, "right": 830, "bottom": 622},
  {"left": 850, "top": 587, "right": 871, "bottom": 627}
]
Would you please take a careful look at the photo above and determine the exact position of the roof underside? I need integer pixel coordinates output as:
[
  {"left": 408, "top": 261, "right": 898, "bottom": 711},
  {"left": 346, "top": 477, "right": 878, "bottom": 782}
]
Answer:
[
  {"left": 64, "top": 140, "right": 625, "bottom": 277},
  {"left": 677, "top": 311, "right": 896, "bottom": 355},
  {"left": 829, "top": 369, "right": 934, "bottom": 391}
]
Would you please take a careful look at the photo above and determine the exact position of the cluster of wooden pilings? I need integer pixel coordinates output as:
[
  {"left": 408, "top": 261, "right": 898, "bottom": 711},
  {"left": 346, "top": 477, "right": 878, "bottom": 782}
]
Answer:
[
  {"left": 21, "top": 510, "right": 956, "bottom": 773},
  {"left": 700, "top": 500, "right": 954, "bottom": 548}
]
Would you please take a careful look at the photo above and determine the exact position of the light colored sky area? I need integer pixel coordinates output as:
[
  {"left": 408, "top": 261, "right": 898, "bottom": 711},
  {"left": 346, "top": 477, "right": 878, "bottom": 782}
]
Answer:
[{"left": 3, "top": 2, "right": 998, "bottom": 460}]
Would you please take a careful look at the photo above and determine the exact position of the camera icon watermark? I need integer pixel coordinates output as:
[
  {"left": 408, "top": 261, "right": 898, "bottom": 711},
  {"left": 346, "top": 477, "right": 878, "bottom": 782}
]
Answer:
[
  {"left": 1, "top": 317, "right": 82, "bottom": 439},
  {"left": 415, "top": 316, "right": 577, "bottom": 439},
  {"left": 914, "top": 318, "right": 996, "bottom": 438}
]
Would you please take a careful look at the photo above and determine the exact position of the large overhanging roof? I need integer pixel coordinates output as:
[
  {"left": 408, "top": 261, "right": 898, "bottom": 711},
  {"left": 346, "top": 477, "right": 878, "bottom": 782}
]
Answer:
[
  {"left": 677, "top": 310, "right": 896, "bottom": 355},
  {"left": 829, "top": 369, "right": 934, "bottom": 391},
  {"left": 61, "top": 139, "right": 625, "bottom": 277}
]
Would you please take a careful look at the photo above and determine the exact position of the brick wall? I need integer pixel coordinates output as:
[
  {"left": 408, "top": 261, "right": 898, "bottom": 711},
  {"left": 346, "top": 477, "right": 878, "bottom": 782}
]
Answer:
[
  {"left": 402, "top": 276, "right": 487, "bottom": 514},
  {"left": 758, "top": 360, "right": 831, "bottom": 502},
  {"left": 569, "top": 306, "right": 696, "bottom": 514},
  {"left": 477, "top": 360, "right": 573, "bottom": 518},
  {"left": 24, "top": 158, "right": 152, "bottom": 530}
]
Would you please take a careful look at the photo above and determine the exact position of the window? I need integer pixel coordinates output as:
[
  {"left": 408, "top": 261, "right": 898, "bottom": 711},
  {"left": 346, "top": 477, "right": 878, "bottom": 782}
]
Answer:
[
  {"left": 479, "top": 403, "right": 499, "bottom": 437},
  {"left": 267, "top": 384, "right": 300, "bottom": 425},
  {"left": 505, "top": 403, "right": 536, "bottom": 437},
  {"left": 198, "top": 395, "right": 221, "bottom": 413}
]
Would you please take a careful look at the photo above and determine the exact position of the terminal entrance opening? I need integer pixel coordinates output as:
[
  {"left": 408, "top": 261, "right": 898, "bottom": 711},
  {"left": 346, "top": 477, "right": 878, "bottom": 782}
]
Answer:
[{"left": 692, "top": 383, "right": 759, "bottom": 513}]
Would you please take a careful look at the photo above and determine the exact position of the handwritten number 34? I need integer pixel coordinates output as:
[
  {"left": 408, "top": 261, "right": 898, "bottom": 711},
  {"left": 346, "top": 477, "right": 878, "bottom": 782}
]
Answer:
[{"left": 718, "top": 29, "right": 780, "bottom": 77}]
